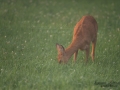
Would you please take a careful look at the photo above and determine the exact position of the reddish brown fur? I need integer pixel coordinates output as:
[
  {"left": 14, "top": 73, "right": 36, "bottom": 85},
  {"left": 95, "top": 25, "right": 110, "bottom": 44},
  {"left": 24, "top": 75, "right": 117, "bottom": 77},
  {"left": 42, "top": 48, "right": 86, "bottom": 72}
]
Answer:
[{"left": 56, "top": 15, "right": 98, "bottom": 63}]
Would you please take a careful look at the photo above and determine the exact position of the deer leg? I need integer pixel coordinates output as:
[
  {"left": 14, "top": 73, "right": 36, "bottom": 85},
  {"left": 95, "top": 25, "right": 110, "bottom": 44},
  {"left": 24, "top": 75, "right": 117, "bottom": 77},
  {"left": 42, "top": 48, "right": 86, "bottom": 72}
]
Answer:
[
  {"left": 85, "top": 46, "right": 90, "bottom": 63},
  {"left": 91, "top": 40, "right": 96, "bottom": 62},
  {"left": 74, "top": 50, "right": 78, "bottom": 62}
]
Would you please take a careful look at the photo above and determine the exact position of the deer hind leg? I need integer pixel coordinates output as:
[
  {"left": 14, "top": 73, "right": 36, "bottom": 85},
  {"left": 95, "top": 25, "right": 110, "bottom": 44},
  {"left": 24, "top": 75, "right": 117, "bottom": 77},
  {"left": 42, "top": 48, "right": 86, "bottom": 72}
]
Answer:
[
  {"left": 91, "top": 40, "right": 96, "bottom": 62},
  {"left": 74, "top": 50, "right": 78, "bottom": 62}
]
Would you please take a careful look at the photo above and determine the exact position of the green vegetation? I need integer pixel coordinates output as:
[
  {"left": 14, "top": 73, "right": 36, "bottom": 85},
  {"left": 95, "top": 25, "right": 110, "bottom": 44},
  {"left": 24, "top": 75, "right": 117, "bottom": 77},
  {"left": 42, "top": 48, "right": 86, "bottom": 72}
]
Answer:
[{"left": 0, "top": 0, "right": 120, "bottom": 90}]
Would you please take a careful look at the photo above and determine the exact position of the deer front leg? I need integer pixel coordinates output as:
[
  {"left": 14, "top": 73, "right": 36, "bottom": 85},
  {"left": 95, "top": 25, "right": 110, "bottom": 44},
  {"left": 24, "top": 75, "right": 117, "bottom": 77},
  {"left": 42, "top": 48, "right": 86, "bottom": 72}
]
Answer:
[
  {"left": 74, "top": 50, "right": 78, "bottom": 62},
  {"left": 85, "top": 46, "right": 90, "bottom": 63}
]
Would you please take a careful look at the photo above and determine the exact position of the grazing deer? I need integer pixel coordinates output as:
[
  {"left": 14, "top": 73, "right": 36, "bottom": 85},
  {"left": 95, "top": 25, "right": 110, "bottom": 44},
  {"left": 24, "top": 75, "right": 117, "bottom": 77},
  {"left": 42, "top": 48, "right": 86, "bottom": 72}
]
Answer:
[{"left": 56, "top": 15, "right": 98, "bottom": 63}]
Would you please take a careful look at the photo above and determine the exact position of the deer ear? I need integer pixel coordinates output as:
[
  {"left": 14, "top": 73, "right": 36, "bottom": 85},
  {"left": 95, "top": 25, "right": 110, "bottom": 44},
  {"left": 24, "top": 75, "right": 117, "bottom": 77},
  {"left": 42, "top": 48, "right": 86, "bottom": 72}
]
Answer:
[{"left": 56, "top": 43, "right": 65, "bottom": 53}]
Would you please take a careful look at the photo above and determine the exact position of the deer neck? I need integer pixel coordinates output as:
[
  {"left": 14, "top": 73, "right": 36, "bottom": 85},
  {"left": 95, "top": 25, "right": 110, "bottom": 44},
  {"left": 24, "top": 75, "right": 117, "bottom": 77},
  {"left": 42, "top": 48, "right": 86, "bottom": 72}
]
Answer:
[{"left": 65, "top": 42, "right": 79, "bottom": 60}]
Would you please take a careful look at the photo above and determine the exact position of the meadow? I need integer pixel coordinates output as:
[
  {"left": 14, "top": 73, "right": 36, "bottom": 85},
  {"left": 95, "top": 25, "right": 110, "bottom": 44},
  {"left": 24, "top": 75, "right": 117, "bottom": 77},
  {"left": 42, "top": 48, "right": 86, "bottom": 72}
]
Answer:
[{"left": 0, "top": 0, "right": 120, "bottom": 90}]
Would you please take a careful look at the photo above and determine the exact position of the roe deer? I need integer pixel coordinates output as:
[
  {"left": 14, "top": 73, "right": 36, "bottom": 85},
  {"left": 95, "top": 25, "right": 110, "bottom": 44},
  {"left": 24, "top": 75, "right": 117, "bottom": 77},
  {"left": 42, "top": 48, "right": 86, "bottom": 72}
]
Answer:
[{"left": 56, "top": 15, "right": 98, "bottom": 63}]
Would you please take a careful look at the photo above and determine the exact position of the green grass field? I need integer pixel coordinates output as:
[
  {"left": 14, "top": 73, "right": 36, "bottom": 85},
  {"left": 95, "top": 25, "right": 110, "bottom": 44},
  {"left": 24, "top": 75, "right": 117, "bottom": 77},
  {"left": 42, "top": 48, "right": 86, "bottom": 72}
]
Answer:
[{"left": 0, "top": 0, "right": 120, "bottom": 90}]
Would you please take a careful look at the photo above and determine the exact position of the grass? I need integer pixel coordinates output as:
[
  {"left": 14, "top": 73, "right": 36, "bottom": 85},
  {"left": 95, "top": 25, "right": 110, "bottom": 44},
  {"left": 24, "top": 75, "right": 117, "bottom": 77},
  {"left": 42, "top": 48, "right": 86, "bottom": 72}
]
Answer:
[{"left": 0, "top": 0, "right": 120, "bottom": 90}]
